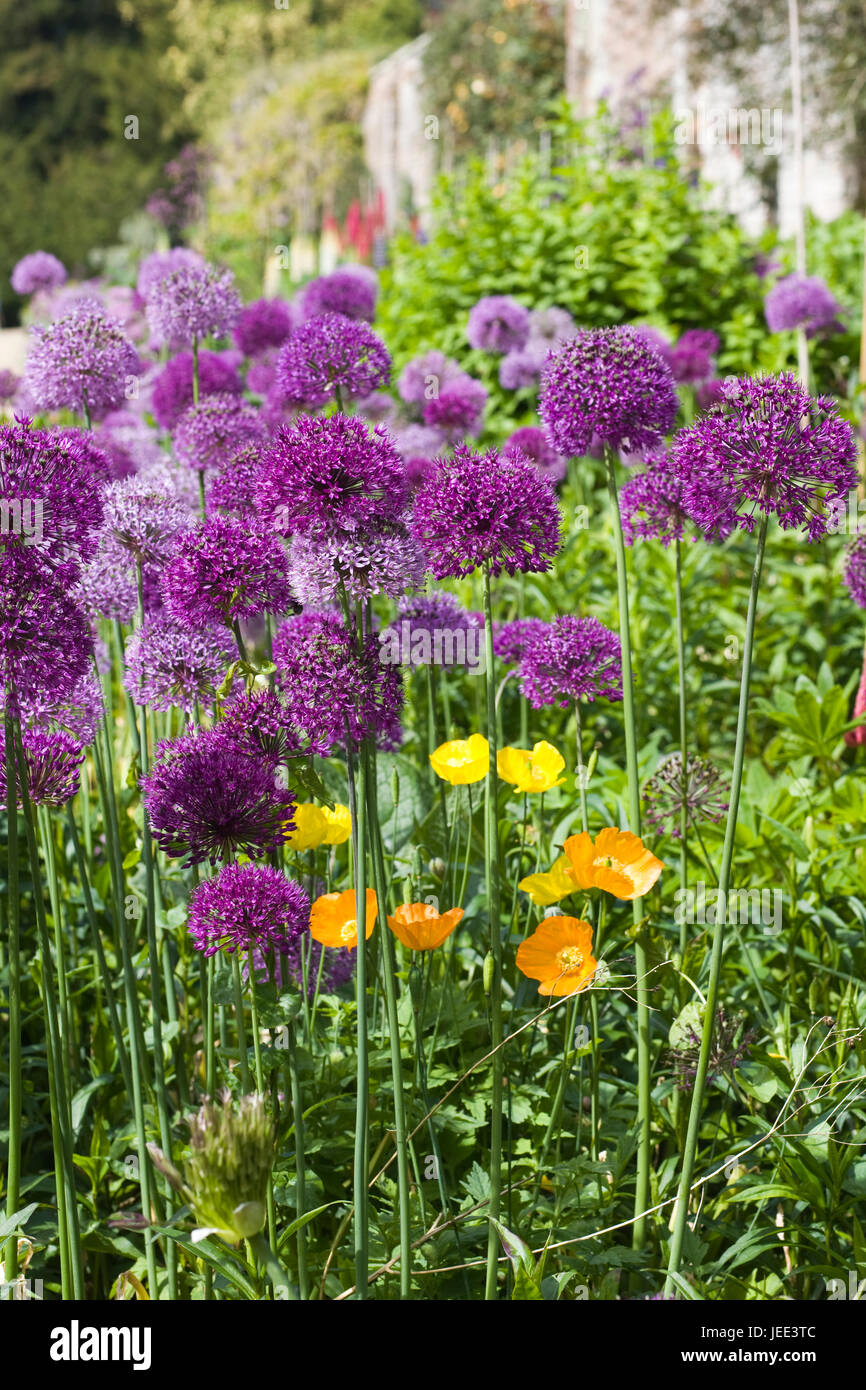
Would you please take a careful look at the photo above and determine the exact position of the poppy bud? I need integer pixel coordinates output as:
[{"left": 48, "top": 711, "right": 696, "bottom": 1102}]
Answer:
[{"left": 483, "top": 950, "right": 495, "bottom": 995}]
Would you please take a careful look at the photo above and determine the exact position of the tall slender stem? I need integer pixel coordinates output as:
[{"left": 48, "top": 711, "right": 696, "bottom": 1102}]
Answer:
[
  {"left": 3, "top": 709, "right": 21, "bottom": 1281},
  {"left": 482, "top": 563, "right": 504, "bottom": 1299},
  {"left": 286, "top": 1017, "right": 309, "bottom": 1299},
  {"left": 665, "top": 516, "right": 768, "bottom": 1293},
  {"left": 348, "top": 732, "right": 369, "bottom": 1297}
]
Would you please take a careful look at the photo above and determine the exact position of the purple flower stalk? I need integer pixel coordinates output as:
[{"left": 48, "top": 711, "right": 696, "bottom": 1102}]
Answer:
[
  {"left": 518, "top": 615, "right": 623, "bottom": 708},
  {"left": 172, "top": 393, "right": 266, "bottom": 473},
  {"left": 0, "top": 728, "right": 84, "bottom": 809},
  {"left": 161, "top": 517, "right": 294, "bottom": 627},
  {"left": 188, "top": 862, "right": 310, "bottom": 958},
  {"left": 411, "top": 443, "right": 561, "bottom": 579},
  {"left": 288, "top": 522, "right": 426, "bottom": 605},
  {"left": 467, "top": 295, "right": 531, "bottom": 353},
  {"left": 145, "top": 261, "right": 242, "bottom": 349},
  {"left": 219, "top": 686, "right": 320, "bottom": 761},
  {"left": 208, "top": 443, "right": 268, "bottom": 517},
  {"left": 142, "top": 724, "right": 296, "bottom": 865},
  {"left": 124, "top": 616, "right": 234, "bottom": 714},
  {"left": 11, "top": 252, "right": 67, "bottom": 296},
  {"left": 136, "top": 248, "right": 205, "bottom": 302},
  {"left": 275, "top": 312, "right": 391, "bottom": 408},
  {"left": 101, "top": 475, "right": 192, "bottom": 568},
  {"left": 673, "top": 373, "right": 858, "bottom": 542},
  {"left": 0, "top": 420, "right": 105, "bottom": 579},
  {"left": 23, "top": 298, "right": 141, "bottom": 420},
  {"left": 764, "top": 273, "right": 845, "bottom": 338},
  {"left": 620, "top": 448, "right": 695, "bottom": 547},
  {"left": 539, "top": 325, "right": 679, "bottom": 458},
  {"left": 0, "top": 559, "right": 93, "bottom": 707}
]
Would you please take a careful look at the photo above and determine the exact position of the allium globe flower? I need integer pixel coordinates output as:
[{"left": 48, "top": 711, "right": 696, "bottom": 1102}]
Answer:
[
  {"left": 74, "top": 542, "right": 143, "bottom": 623},
  {"left": 208, "top": 443, "right": 268, "bottom": 516},
  {"left": 145, "top": 261, "right": 242, "bottom": 349},
  {"left": 260, "top": 413, "right": 407, "bottom": 536},
  {"left": 23, "top": 298, "right": 141, "bottom": 420},
  {"left": 518, "top": 615, "right": 622, "bottom": 708},
  {"left": 764, "top": 273, "right": 845, "bottom": 338},
  {"left": 467, "top": 295, "right": 531, "bottom": 353},
  {"left": 0, "top": 420, "right": 104, "bottom": 578},
  {"left": 299, "top": 268, "right": 377, "bottom": 322},
  {"left": 503, "top": 426, "right": 566, "bottom": 483},
  {"left": 273, "top": 610, "right": 403, "bottom": 753},
  {"left": 620, "top": 449, "right": 695, "bottom": 547},
  {"left": 499, "top": 339, "right": 550, "bottom": 390},
  {"left": 219, "top": 686, "right": 319, "bottom": 761},
  {"left": 136, "top": 248, "right": 205, "bottom": 302},
  {"left": 670, "top": 329, "right": 719, "bottom": 384},
  {"left": 643, "top": 752, "right": 728, "bottom": 839},
  {"left": 673, "top": 373, "right": 858, "bottom": 542},
  {"left": 275, "top": 312, "right": 391, "bottom": 408},
  {"left": 161, "top": 517, "right": 294, "bottom": 626},
  {"left": 233, "top": 298, "right": 294, "bottom": 358},
  {"left": 124, "top": 616, "right": 233, "bottom": 714},
  {"left": 150, "top": 350, "right": 243, "bottom": 431},
  {"left": 411, "top": 443, "right": 561, "bottom": 580},
  {"left": 141, "top": 724, "right": 296, "bottom": 865},
  {"left": 93, "top": 410, "right": 163, "bottom": 478},
  {"left": 843, "top": 534, "right": 866, "bottom": 609},
  {"left": 392, "top": 423, "right": 446, "bottom": 463},
  {"left": 383, "top": 592, "right": 479, "bottom": 671},
  {"left": 188, "top": 862, "right": 310, "bottom": 958},
  {"left": 0, "top": 560, "right": 93, "bottom": 706},
  {"left": 0, "top": 728, "right": 84, "bottom": 809},
  {"left": 288, "top": 522, "right": 426, "bottom": 605},
  {"left": 422, "top": 376, "right": 487, "bottom": 437},
  {"left": 101, "top": 475, "right": 192, "bottom": 567},
  {"left": 0, "top": 370, "right": 20, "bottom": 403},
  {"left": 356, "top": 391, "right": 397, "bottom": 427},
  {"left": 172, "top": 393, "right": 266, "bottom": 473},
  {"left": 695, "top": 378, "right": 727, "bottom": 411},
  {"left": 539, "top": 326, "right": 679, "bottom": 458},
  {"left": 11, "top": 251, "right": 67, "bottom": 296},
  {"left": 17, "top": 669, "right": 105, "bottom": 746},
  {"left": 527, "top": 306, "right": 577, "bottom": 346},
  {"left": 397, "top": 350, "right": 464, "bottom": 406},
  {"left": 492, "top": 616, "right": 547, "bottom": 666}
]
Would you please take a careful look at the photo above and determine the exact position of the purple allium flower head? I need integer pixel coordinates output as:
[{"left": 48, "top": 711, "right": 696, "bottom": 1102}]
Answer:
[
  {"left": 843, "top": 534, "right": 866, "bottom": 609},
  {"left": 161, "top": 516, "right": 294, "bottom": 626},
  {"left": 298, "top": 268, "right": 377, "bottom": 323},
  {"left": 499, "top": 339, "right": 550, "bottom": 390},
  {"left": 245, "top": 356, "right": 278, "bottom": 398},
  {"left": 527, "top": 306, "right": 577, "bottom": 346},
  {"left": 260, "top": 413, "right": 407, "bottom": 536},
  {"left": 150, "top": 349, "right": 243, "bottom": 431},
  {"left": 136, "top": 248, "right": 205, "bottom": 302},
  {"left": 94, "top": 409, "right": 163, "bottom": 478},
  {"left": 392, "top": 423, "right": 446, "bottom": 464},
  {"left": 410, "top": 443, "right": 561, "bottom": 580},
  {"left": 219, "top": 686, "right": 320, "bottom": 761},
  {"left": 467, "top": 295, "right": 531, "bottom": 353},
  {"left": 142, "top": 723, "right": 296, "bottom": 865},
  {"left": 0, "top": 560, "right": 93, "bottom": 707},
  {"left": 288, "top": 522, "right": 426, "bottom": 605},
  {"left": 356, "top": 391, "right": 397, "bottom": 427},
  {"left": 632, "top": 324, "right": 674, "bottom": 368},
  {"left": 539, "top": 326, "right": 679, "bottom": 458},
  {"left": 620, "top": 448, "right": 695, "bottom": 547},
  {"left": 16, "top": 668, "right": 105, "bottom": 746},
  {"left": 11, "top": 252, "right": 67, "bottom": 296},
  {"left": 172, "top": 393, "right": 266, "bottom": 473},
  {"left": 643, "top": 752, "right": 728, "bottom": 839},
  {"left": 145, "top": 261, "right": 242, "bottom": 349},
  {"left": 383, "top": 591, "right": 477, "bottom": 670},
  {"left": 123, "top": 616, "right": 233, "bottom": 714},
  {"left": 233, "top": 298, "right": 295, "bottom": 358},
  {"left": 764, "top": 273, "right": 845, "bottom": 338},
  {"left": 0, "top": 370, "right": 20, "bottom": 403},
  {"left": 422, "top": 375, "right": 487, "bottom": 438},
  {"left": 208, "top": 442, "right": 268, "bottom": 517},
  {"left": 0, "top": 420, "right": 105, "bottom": 579},
  {"left": 188, "top": 862, "right": 310, "bottom": 959},
  {"left": 101, "top": 474, "right": 191, "bottom": 567},
  {"left": 74, "top": 541, "right": 142, "bottom": 623},
  {"left": 673, "top": 373, "right": 858, "bottom": 542},
  {"left": 275, "top": 312, "right": 391, "bottom": 408},
  {"left": 397, "top": 350, "right": 464, "bottom": 406},
  {"left": 670, "top": 329, "right": 719, "bottom": 384},
  {"left": 503, "top": 426, "right": 567, "bottom": 483},
  {"left": 695, "top": 378, "right": 727, "bottom": 412},
  {"left": 492, "top": 616, "right": 547, "bottom": 666},
  {"left": 0, "top": 728, "right": 84, "bottom": 809},
  {"left": 518, "top": 615, "right": 623, "bottom": 708},
  {"left": 272, "top": 610, "right": 403, "bottom": 753},
  {"left": 24, "top": 298, "right": 141, "bottom": 420}
]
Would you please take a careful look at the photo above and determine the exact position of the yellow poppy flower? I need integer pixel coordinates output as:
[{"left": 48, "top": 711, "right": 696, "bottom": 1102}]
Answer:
[
  {"left": 497, "top": 740, "right": 565, "bottom": 793},
  {"left": 516, "top": 916, "right": 597, "bottom": 997},
  {"left": 287, "top": 803, "right": 328, "bottom": 851},
  {"left": 518, "top": 854, "right": 578, "bottom": 906},
  {"left": 321, "top": 803, "right": 352, "bottom": 845},
  {"left": 429, "top": 733, "right": 489, "bottom": 785},
  {"left": 309, "top": 889, "right": 378, "bottom": 950},
  {"left": 386, "top": 902, "right": 465, "bottom": 951},
  {"left": 563, "top": 827, "right": 664, "bottom": 900}
]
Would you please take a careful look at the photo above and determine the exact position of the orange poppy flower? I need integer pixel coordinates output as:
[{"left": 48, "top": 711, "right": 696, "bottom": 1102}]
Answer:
[
  {"left": 387, "top": 902, "right": 465, "bottom": 951},
  {"left": 516, "top": 916, "right": 597, "bottom": 997},
  {"left": 309, "top": 888, "right": 378, "bottom": 950},
  {"left": 563, "top": 827, "right": 664, "bottom": 900}
]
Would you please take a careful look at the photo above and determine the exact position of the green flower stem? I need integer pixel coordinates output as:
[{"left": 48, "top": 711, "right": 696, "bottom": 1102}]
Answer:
[
  {"left": 482, "top": 562, "right": 504, "bottom": 1300},
  {"left": 38, "top": 807, "right": 74, "bottom": 1084},
  {"left": 367, "top": 752, "right": 412, "bottom": 1297},
  {"left": 665, "top": 514, "right": 769, "bottom": 1294},
  {"left": 345, "top": 730, "right": 370, "bottom": 1297},
  {"left": 3, "top": 710, "right": 21, "bottom": 1282},
  {"left": 231, "top": 953, "right": 252, "bottom": 1093},
  {"left": 285, "top": 1016, "right": 310, "bottom": 1299},
  {"left": 527, "top": 994, "right": 577, "bottom": 1226},
  {"left": 574, "top": 702, "right": 589, "bottom": 835},
  {"left": 604, "top": 446, "right": 651, "bottom": 1248},
  {"left": 589, "top": 894, "right": 606, "bottom": 1166}
]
